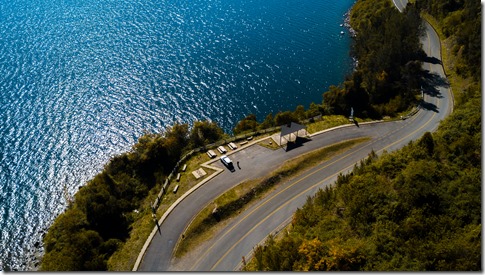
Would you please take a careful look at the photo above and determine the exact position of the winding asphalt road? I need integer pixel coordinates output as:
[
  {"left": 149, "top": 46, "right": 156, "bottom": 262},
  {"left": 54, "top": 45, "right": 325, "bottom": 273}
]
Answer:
[{"left": 138, "top": 0, "right": 453, "bottom": 271}]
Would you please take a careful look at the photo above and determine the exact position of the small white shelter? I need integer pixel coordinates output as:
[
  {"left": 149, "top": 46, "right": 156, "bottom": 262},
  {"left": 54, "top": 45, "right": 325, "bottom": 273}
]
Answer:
[{"left": 279, "top": 122, "right": 307, "bottom": 147}]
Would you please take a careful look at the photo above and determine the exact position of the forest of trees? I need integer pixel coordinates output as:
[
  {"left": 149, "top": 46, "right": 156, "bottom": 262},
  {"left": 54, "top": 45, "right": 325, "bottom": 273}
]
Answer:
[
  {"left": 322, "top": 0, "right": 481, "bottom": 118},
  {"left": 322, "top": 0, "right": 426, "bottom": 118},
  {"left": 41, "top": 121, "right": 225, "bottom": 270},
  {"left": 245, "top": 0, "right": 481, "bottom": 271}
]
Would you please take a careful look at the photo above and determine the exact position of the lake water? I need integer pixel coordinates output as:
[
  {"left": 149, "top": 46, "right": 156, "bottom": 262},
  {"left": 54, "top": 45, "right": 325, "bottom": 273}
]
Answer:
[{"left": 0, "top": 0, "right": 354, "bottom": 270}]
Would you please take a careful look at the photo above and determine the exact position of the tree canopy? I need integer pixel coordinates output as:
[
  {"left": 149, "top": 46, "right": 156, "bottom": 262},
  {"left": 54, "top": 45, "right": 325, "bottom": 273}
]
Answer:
[{"left": 323, "top": 0, "right": 425, "bottom": 118}]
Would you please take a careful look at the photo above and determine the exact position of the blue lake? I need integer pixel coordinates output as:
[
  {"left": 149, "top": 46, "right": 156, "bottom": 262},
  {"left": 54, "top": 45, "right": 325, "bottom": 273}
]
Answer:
[{"left": 0, "top": 0, "right": 354, "bottom": 269}]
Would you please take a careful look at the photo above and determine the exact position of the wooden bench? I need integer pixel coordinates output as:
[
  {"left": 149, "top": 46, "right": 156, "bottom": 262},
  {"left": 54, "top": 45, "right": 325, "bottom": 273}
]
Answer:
[
  {"left": 173, "top": 185, "right": 179, "bottom": 193},
  {"left": 217, "top": 145, "right": 227, "bottom": 154},
  {"left": 207, "top": 150, "right": 217, "bottom": 158},
  {"left": 182, "top": 164, "right": 187, "bottom": 172},
  {"left": 228, "top": 142, "right": 238, "bottom": 150},
  {"left": 176, "top": 173, "right": 181, "bottom": 181}
]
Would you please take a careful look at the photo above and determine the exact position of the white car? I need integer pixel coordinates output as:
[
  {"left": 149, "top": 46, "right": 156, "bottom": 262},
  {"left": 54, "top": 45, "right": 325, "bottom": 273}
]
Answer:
[{"left": 220, "top": 155, "right": 232, "bottom": 166}]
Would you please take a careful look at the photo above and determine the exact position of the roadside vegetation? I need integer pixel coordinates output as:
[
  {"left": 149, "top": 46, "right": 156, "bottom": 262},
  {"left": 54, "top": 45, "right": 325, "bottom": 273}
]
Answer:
[{"left": 244, "top": 0, "right": 481, "bottom": 271}]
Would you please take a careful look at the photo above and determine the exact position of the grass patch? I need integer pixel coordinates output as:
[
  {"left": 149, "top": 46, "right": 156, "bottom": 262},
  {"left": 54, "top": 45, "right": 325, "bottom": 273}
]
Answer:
[
  {"left": 107, "top": 151, "right": 216, "bottom": 271},
  {"left": 257, "top": 138, "right": 280, "bottom": 150},
  {"left": 306, "top": 115, "right": 351, "bottom": 134},
  {"left": 174, "top": 137, "right": 370, "bottom": 258},
  {"left": 306, "top": 115, "right": 375, "bottom": 134}
]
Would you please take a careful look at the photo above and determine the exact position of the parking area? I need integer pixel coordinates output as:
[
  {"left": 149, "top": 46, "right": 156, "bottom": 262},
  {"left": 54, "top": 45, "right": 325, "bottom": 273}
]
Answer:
[{"left": 207, "top": 142, "right": 291, "bottom": 184}]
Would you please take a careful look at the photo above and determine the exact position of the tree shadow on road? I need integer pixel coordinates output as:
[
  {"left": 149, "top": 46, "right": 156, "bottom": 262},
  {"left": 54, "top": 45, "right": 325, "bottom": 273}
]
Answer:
[
  {"left": 421, "top": 56, "right": 442, "bottom": 65},
  {"left": 420, "top": 101, "right": 439, "bottom": 113},
  {"left": 421, "top": 70, "right": 449, "bottom": 99}
]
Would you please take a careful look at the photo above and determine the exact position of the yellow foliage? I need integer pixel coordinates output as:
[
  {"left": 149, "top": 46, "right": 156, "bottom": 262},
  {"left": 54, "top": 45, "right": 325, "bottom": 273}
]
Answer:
[
  {"left": 297, "top": 238, "right": 326, "bottom": 271},
  {"left": 297, "top": 238, "right": 365, "bottom": 271},
  {"left": 376, "top": 70, "right": 388, "bottom": 82}
]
